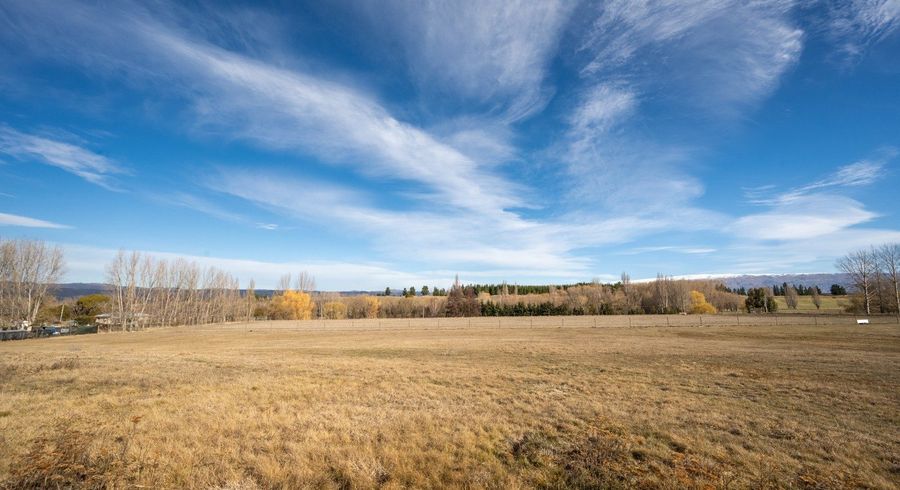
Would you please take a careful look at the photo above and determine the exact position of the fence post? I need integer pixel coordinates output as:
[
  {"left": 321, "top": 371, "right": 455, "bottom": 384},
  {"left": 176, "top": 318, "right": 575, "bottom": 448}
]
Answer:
[
  {"left": 628, "top": 316, "right": 632, "bottom": 327},
  {"left": 593, "top": 316, "right": 597, "bottom": 328},
  {"left": 699, "top": 315, "right": 703, "bottom": 327}
]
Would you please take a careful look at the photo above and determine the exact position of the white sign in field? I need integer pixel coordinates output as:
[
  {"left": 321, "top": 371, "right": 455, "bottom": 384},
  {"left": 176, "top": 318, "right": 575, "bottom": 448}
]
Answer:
[{"left": 856, "top": 319, "right": 870, "bottom": 325}]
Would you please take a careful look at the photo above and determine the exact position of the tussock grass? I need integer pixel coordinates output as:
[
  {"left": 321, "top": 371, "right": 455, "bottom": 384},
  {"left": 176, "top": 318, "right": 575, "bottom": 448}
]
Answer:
[{"left": 1, "top": 322, "right": 898, "bottom": 488}]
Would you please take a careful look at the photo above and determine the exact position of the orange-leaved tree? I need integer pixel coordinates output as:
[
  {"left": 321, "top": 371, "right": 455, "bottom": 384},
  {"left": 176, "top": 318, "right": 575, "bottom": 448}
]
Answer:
[
  {"left": 689, "top": 291, "right": 717, "bottom": 314},
  {"left": 270, "top": 290, "right": 315, "bottom": 320}
]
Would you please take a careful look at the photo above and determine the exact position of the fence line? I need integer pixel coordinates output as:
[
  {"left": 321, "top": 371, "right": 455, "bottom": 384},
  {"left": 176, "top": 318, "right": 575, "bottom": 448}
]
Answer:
[{"left": 190, "top": 314, "right": 899, "bottom": 332}]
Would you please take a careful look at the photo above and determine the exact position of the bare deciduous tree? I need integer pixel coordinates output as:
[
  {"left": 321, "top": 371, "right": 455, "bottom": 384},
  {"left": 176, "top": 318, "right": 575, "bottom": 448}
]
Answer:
[
  {"left": 877, "top": 243, "right": 900, "bottom": 322},
  {"left": 0, "top": 238, "right": 65, "bottom": 325},
  {"left": 654, "top": 273, "right": 672, "bottom": 313},
  {"left": 294, "top": 270, "right": 316, "bottom": 292},
  {"left": 105, "top": 251, "right": 245, "bottom": 330},
  {"left": 837, "top": 248, "right": 877, "bottom": 315},
  {"left": 246, "top": 279, "right": 256, "bottom": 321},
  {"left": 785, "top": 285, "right": 799, "bottom": 309},
  {"left": 278, "top": 273, "right": 291, "bottom": 293}
]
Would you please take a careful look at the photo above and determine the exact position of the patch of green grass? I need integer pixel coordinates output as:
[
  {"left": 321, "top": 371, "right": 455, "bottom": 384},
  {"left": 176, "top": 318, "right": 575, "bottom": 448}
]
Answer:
[{"left": 773, "top": 295, "right": 849, "bottom": 312}]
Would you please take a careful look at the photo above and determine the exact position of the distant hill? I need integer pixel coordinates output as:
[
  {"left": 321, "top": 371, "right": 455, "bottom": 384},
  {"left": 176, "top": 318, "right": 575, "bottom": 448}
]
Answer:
[
  {"left": 718, "top": 273, "right": 852, "bottom": 292},
  {"left": 50, "top": 283, "right": 111, "bottom": 299},
  {"left": 634, "top": 273, "right": 854, "bottom": 292}
]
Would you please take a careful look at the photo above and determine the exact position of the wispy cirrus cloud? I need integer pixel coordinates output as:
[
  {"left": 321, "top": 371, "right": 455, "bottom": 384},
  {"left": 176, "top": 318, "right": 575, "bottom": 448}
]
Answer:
[
  {"left": 733, "top": 152, "right": 895, "bottom": 241},
  {"left": 561, "top": 0, "right": 804, "bottom": 219},
  {"left": 561, "top": 83, "right": 706, "bottom": 212},
  {"left": 722, "top": 227, "right": 900, "bottom": 273},
  {"left": 621, "top": 246, "right": 717, "bottom": 255},
  {"left": 207, "top": 168, "right": 591, "bottom": 275},
  {"left": 732, "top": 194, "right": 877, "bottom": 240},
  {"left": 1, "top": 0, "right": 896, "bottom": 285},
  {"left": 1, "top": 0, "right": 524, "bottom": 216},
  {"left": 826, "top": 0, "right": 900, "bottom": 60},
  {"left": 0, "top": 126, "right": 124, "bottom": 189},
  {"left": 581, "top": 0, "right": 803, "bottom": 111},
  {"left": 145, "top": 191, "right": 255, "bottom": 224},
  {"left": 2, "top": 0, "right": 739, "bottom": 278},
  {"left": 744, "top": 149, "right": 895, "bottom": 206},
  {"left": 207, "top": 166, "right": 732, "bottom": 279},
  {"left": 59, "top": 242, "right": 439, "bottom": 290},
  {"left": 360, "top": 0, "right": 574, "bottom": 122},
  {"left": 0, "top": 211, "right": 70, "bottom": 229}
]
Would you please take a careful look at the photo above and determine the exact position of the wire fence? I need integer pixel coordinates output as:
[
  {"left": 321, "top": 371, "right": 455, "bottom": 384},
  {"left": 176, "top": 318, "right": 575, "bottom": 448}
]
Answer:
[{"left": 192, "top": 314, "right": 900, "bottom": 332}]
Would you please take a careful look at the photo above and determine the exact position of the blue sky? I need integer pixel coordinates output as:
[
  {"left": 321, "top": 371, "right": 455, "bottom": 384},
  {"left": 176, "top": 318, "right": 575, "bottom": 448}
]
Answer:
[{"left": 1, "top": 0, "right": 899, "bottom": 290}]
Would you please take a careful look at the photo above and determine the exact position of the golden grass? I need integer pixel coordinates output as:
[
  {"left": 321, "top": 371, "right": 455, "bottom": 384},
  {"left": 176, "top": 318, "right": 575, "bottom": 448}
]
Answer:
[{"left": 1, "top": 321, "right": 898, "bottom": 489}]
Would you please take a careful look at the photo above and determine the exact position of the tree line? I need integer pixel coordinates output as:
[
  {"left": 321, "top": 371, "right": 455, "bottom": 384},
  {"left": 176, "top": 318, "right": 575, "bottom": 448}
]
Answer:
[
  {"left": 7, "top": 239, "right": 897, "bottom": 329},
  {"left": 771, "top": 283, "right": 821, "bottom": 296},
  {"left": 836, "top": 243, "right": 900, "bottom": 319},
  {"left": 105, "top": 250, "right": 248, "bottom": 330},
  {"left": 0, "top": 238, "right": 65, "bottom": 327}
]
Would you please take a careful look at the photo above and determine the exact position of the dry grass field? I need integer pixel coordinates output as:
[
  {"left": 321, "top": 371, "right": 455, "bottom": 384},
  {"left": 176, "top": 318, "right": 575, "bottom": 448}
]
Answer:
[{"left": 1, "top": 320, "right": 898, "bottom": 489}]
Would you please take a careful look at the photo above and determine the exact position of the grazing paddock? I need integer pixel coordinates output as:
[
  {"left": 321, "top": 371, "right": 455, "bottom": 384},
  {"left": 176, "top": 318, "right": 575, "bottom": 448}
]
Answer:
[
  {"left": 195, "top": 313, "right": 896, "bottom": 331},
  {"left": 772, "top": 295, "right": 851, "bottom": 313},
  {"left": 0, "top": 321, "right": 898, "bottom": 489}
]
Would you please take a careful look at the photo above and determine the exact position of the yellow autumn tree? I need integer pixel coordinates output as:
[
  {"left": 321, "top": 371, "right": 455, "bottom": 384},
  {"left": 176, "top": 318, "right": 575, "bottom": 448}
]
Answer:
[
  {"left": 364, "top": 296, "right": 380, "bottom": 318},
  {"left": 689, "top": 290, "right": 717, "bottom": 314},
  {"left": 270, "top": 290, "right": 315, "bottom": 320},
  {"left": 322, "top": 301, "right": 347, "bottom": 320}
]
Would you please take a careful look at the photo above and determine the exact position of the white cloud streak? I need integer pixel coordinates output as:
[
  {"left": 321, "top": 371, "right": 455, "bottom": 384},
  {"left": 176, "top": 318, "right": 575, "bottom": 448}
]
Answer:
[
  {"left": 745, "top": 151, "right": 894, "bottom": 206},
  {"left": 2, "top": 1, "right": 895, "bottom": 282},
  {"left": 1, "top": 0, "right": 524, "bottom": 216},
  {"left": 582, "top": 0, "right": 803, "bottom": 110},
  {"left": 722, "top": 227, "right": 900, "bottom": 273},
  {"left": 60, "top": 243, "right": 438, "bottom": 290},
  {"left": 147, "top": 192, "right": 249, "bottom": 224},
  {"left": 207, "top": 167, "right": 736, "bottom": 282},
  {"left": 0, "top": 212, "right": 70, "bottom": 229},
  {"left": 208, "top": 169, "right": 592, "bottom": 274},
  {"left": 363, "top": 0, "right": 574, "bottom": 121},
  {"left": 733, "top": 152, "right": 894, "bottom": 241},
  {"left": 0, "top": 126, "right": 124, "bottom": 189},
  {"left": 561, "top": 1, "right": 803, "bottom": 217},
  {"left": 827, "top": 0, "right": 900, "bottom": 59},
  {"left": 732, "top": 194, "right": 877, "bottom": 241}
]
